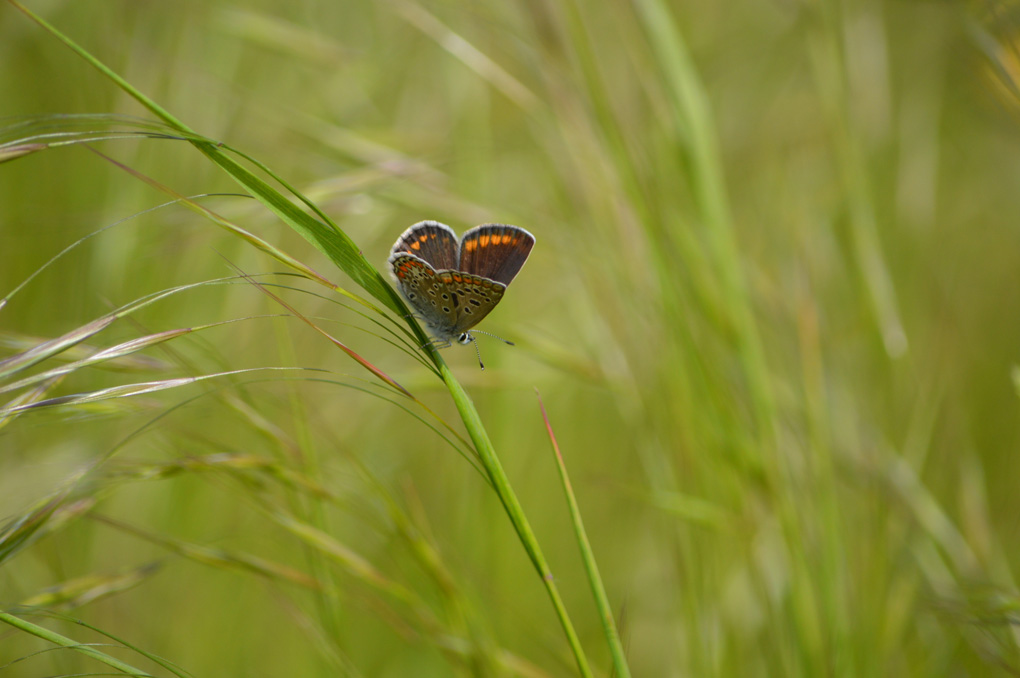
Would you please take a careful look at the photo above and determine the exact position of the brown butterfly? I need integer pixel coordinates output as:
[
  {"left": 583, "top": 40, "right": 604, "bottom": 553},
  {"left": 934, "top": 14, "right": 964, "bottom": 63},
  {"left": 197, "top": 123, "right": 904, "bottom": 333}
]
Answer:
[{"left": 389, "top": 221, "right": 535, "bottom": 350}]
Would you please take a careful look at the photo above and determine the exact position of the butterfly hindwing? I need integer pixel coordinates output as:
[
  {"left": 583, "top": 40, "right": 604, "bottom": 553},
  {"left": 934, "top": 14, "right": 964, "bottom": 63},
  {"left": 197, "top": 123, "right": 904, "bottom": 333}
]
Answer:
[
  {"left": 437, "top": 270, "right": 506, "bottom": 333},
  {"left": 458, "top": 224, "right": 535, "bottom": 286},
  {"left": 390, "top": 220, "right": 459, "bottom": 271},
  {"left": 390, "top": 253, "right": 506, "bottom": 340},
  {"left": 390, "top": 253, "right": 444, "bottom": 315}
]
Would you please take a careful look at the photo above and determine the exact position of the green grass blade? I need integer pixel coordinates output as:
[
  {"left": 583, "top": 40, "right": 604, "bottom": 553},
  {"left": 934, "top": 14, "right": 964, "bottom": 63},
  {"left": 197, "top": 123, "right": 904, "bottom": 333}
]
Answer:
[
  {"left": 0, "top": 277, "right": 278, "bottom": 382},
  {"left": 230, "top": 267, "right": 413, "bottom": 397},
  {"left": 537, "top": 391, "right": 631, "bottom": 678},
  {"left": 439, "top": 363, "right": 593, "bottom": 678},
  {"left": 0, "top": 328, "right": 192, "bottom": 396},
  {"left": 0, "top": 367, "right": 310, "bottom": 417},
  {"left": 20, "top": 563, "right": 162, "bottom": 609},
  {"left": 0, "top": 611, "right": 155, "bottom": 676},
  {"left": 0, "top": 316, "right": 116, "bottom": 380},
  {"left": 93, "top": 515, "right": 321, "bottom": 590},
  {"left": 632, "top": 0, "right": 777, "bottom": 442},
  {"left": 0, "top": 493, "right": 72, "bottom": 566}
]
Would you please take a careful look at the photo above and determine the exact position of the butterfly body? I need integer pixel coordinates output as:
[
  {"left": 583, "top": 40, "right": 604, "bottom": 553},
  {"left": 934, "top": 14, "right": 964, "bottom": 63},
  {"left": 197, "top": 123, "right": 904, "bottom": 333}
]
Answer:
[{"left": 389, "top": 221, "right": 535, "bottom": 347}]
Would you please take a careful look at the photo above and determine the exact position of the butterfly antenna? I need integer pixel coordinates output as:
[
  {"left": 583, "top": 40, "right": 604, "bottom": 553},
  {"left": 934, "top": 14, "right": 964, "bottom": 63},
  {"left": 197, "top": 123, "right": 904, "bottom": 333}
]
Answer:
[
  {"left": 470, "top": 334, "right": 486, "bottom": 370},
  {"left": 471, "top": 330, "right": 515, "bottom": 346}
]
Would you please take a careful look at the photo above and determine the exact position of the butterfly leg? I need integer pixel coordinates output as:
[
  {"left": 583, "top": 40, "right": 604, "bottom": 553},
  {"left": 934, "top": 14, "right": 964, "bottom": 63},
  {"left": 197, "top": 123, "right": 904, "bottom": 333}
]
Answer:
[{"left": 421, "top": 337, "right": 452, "bottom": 350}]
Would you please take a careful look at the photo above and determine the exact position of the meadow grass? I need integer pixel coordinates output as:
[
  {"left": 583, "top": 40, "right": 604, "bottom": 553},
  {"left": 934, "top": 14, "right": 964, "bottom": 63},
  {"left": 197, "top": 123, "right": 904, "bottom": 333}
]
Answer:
[{"left": 3, "top": 0, "right": 1020, "bottom": 676}]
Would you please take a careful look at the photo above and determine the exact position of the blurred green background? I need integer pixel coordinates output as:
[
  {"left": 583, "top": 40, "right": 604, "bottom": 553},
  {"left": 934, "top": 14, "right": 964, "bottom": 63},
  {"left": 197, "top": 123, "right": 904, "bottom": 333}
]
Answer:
[{"left": 3, "top": 0, "right": 1020, "bottom": 675}]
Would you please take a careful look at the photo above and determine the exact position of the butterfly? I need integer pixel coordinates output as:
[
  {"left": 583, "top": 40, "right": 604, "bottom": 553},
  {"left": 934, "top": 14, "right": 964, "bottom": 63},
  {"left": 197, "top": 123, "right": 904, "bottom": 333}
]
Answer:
[{"left": 388, "top": 221, "right": 535, "bottom": 350}]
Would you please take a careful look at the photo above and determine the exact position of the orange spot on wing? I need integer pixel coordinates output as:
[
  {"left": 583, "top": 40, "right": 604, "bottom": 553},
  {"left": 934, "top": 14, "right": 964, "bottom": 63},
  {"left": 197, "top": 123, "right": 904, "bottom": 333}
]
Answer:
[
  {"left": 464, "top": 240, "right": 476, "bottom": 252},
  {"left": 452, "top": 274, "right": 463, "bottom": 282},
  {"left": 419, "top": 234, "right": 428, "bottom": 241},
  {"left": 410, "top": 241, "right": 421, "bottom": 250},
  {"left": 479, "top": 235, "right": 490, "bottom": 247},
  {"left": 501, "top": 234, "right": 512, "bottom": 244}
]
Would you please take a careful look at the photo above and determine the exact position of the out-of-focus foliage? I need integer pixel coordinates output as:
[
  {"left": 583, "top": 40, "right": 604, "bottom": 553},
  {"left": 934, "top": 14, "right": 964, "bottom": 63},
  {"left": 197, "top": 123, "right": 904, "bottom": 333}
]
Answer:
[{"left": 3, "top": 0, "right": 1020, "bottom": 675}]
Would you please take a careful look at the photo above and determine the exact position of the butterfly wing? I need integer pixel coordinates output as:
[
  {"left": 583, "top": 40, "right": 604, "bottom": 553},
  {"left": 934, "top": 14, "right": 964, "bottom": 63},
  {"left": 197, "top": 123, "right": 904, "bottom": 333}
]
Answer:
[
  {"left": 439, "top": 270, "right": 506, "bottom": 333},
  {"left": 458, "top": 224, "right": 535, "bottom": 286},
  {"left": 389, "top": 254, "right": 506, "bottom": 339},
  {"left": 390, "top": 220, "right": 459, "bottom": 271}
]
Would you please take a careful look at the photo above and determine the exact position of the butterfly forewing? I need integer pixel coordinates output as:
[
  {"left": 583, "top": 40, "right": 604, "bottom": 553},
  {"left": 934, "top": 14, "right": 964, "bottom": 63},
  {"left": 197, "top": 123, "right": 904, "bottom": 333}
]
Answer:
[
  {"left": 459, "top": 224, "right": 535, "bottom": 286},
  {"left": 391, "top": 220, "right": 459, "bottom": 271}
]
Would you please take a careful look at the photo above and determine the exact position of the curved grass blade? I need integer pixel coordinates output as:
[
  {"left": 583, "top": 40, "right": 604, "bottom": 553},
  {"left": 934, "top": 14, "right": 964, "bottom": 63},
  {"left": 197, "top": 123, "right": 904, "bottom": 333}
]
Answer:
[
  {"left": 20, "top": 562, "right": 162, "bottom": 609},
  {"left": 0, "top": 143, "right": 46, "bottom": 162},
  {"left": 0, "top": 376, "right": 63, "bottom": 431},
  {"left": 0, "top": 612, "right": 155, "bottom": 676},
  {"left": 4, "top": 608, "right": 195, "bottom": 677},
  {"left": 0, "top": 367, "right": 315, "bottom": 417},
  {"left": 265, "top": 509, "right": 437, "bottom": 621},
  {"left": 0, "top": 112, "right": 190, "bottom": 163},
  {"left": 92, "top": 514, "right": 321, "bottom": 590},
  {"left": 0, "top": 193, "right": 249, "bottom": 312},
  {"left": 300, "top": 376, "right": 484, "bottom": 478},
  {"left": 1, "top": 276, "right": 292, "bottom": 386},
  {"left": 84, "top": 145, "right": 343, "bottom": 293},
  {"left": 229, "top": 265, "right": 412, "bottom": 398},
  {"left": 0, "top": 315, "right": 117, "bottom": 380},
  {"left": 0, "top": 491, "right": 86, "bottom": 566},
  {"left": 0, "top": 313, "right": 296, "bottom": 397},
  {"left": 0, "top": 112, "right": 182, "bottom": 142},
  {"left": 0, "top": 328, "right": 193, "bottom": 396}
]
